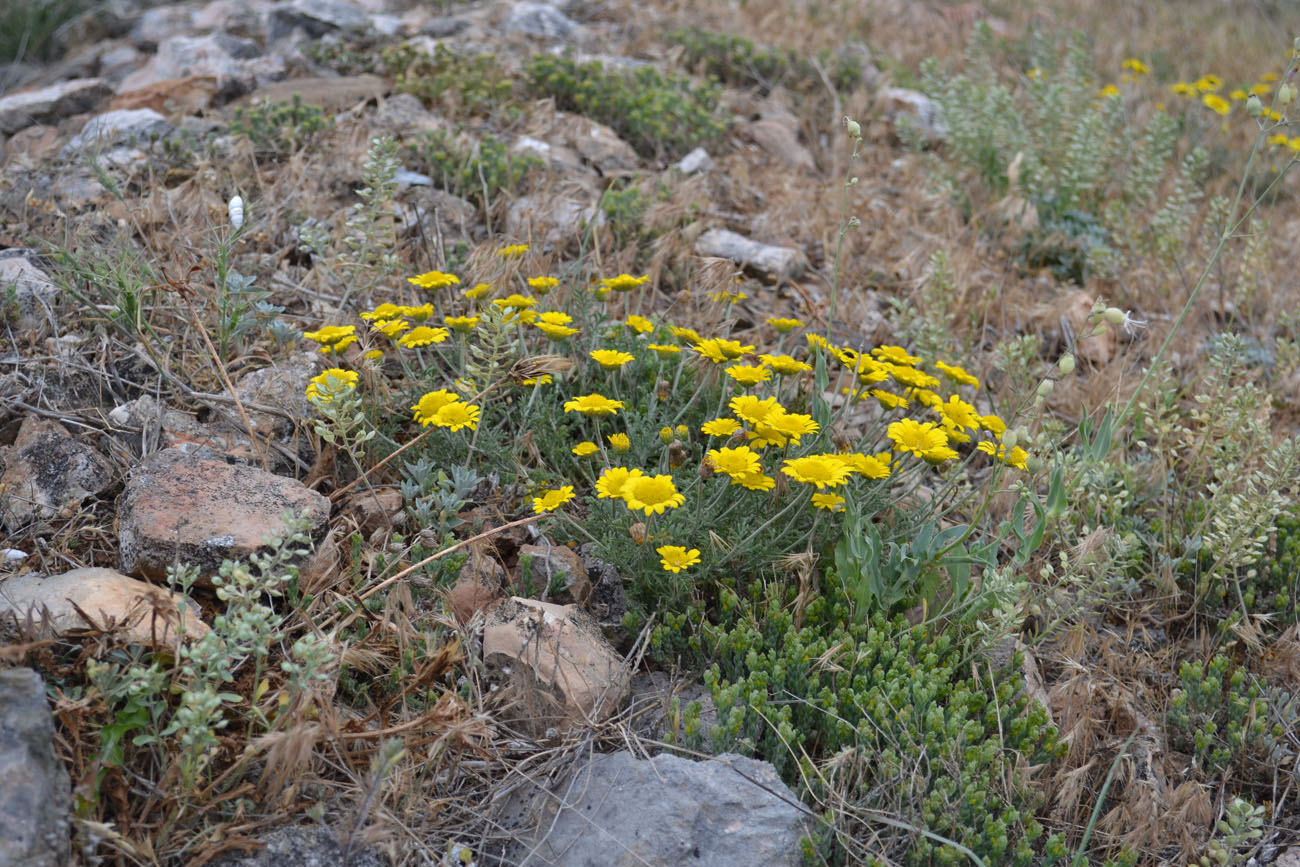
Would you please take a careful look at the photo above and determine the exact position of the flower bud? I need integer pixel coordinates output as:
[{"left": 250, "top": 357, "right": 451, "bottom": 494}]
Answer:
[
  {"left": 1091, "top": 322, "right": 1109, "bottom": 337},
  {"left": 1058, "top": 353, "right": 1076, "bottom": 375},
  {"left": 1026, "top": 454, "right": 1043, "bottom": 473},
  {"left": 1036, "top": 379, "right": 1054, "bottom": 398},
  {"left": 674, "top": 424, "right": 690, "bottom": 439},
  {"left": 1280, "top": 83, "right": 1295, "bottom": 105},
  {"left": 844, "top": 117, "right": 862, "bottom": 138},
  {"left": 1001, "top": 429, "right": 1018, "bottom": 449},
  {"left": 1246, "top": 94, "right": 1264, "bottom": 117},
  {"left": 659, "top": 426, "right": 674, "bottom": 444},
  {"left": 1103, "top": 306, "right": 1127, "bottom": 325}
]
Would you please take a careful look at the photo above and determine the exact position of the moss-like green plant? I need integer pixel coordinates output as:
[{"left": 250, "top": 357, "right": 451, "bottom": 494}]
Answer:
[
  {"left": 690, "top": 589, "right": 1065, "bottom": 865},
  {"left": 667, "top": 28, "right": 863, "bottom": 95},
  {"left": 230, "top": 95, "right": 330, "bottom": 157},
  {"left": 381, "top": 43, "right": 516, "bottom": 119},
  {"left": 524, "top": 54, "right": 727, "bottom": 159},
  {"left": 415, "top": 130, "right": 541, "bottom": 210}
]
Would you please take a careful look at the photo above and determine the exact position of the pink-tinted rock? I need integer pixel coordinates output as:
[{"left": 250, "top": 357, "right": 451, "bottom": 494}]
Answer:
[
  {"left": 518, "top": 542, "right": 590, "bottom": 606},
  {"left": 482, "top": 597, "right": 628, "bottom": 733},
  {"left": 117, "top": 448, "right": 332, "bottom": 585},
  {"left": 0, "top": 418, "right": 114, "bottom": 531},
  {"left": 449, "top": 545, "right": 507, "bottom": 624},
  {"left": 0, "top": 567, "right": 209, "bottom": 647}
]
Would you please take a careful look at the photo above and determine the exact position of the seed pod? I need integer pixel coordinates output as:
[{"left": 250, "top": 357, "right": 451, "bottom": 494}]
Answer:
[
  {"left": 1103, "top": 306, "right": 1127, "bottom": 325},
  {"left": 1280, "top": 83, "right": 1295, "bottom": 105},
  {"left": 1247, "top": 94, "right": 1264, "bottom": 117},
  {"left": 844, "top": 117, "right": 862, "bottom": 138},
  {"left": 1058, "top": 354, "right": 1076, "bottom": 375},
  {"left": 1036, "top": 379, "right": 1054, "bottom": 398},
  {"left": 1001, "top": 429, "right": 1018, "bottom": 449}
]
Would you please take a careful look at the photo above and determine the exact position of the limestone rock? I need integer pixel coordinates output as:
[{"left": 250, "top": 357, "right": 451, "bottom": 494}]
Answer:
[
  {"left": 62, "top": 108, "right": 172, "bottom": 154},
  {"left": 0, "top": 78, "right": 112, "bottom": 135},
  {"left": 518, "top": 541, "right": 590, "bottom": 606},
  {"left": 879, "top": 86, "right": 946, "bottom": 142},
  {"left": 117, "top": 448, "right": 332, "bottom": 585},
  {"left": 571, "top": 117, "right": 639, "bottom": 174},
  {"left": 0, "top": 567, "right": 209, "bottom": 647},
  {"left": 206, "top": 825, "right": 388, "bottom": 867},
  {"left": 449, "top": 544, "right": 507, "bottom": 624},
  {"left": 695, "top": 228, "right": 806, "bottom": 283},
  {"left": 0, "top": 417, "right": 114, "bottom": 531},
  {"left": 504, "top": 2, "right": 579, "bottom": 40},
  {"left": 3, "top": 125, "right": 62, "bottom": 167},
  {"left": 510, "top": 751, "right": 809, "bottom": 866},
  {"left": 117, "top": 34, "right": 282, "bottom": 97},
  {"left": 268, "top": 0, "right": 371, "bottom": 42},
  {"left": 344, "top": 487, "right": 404, "bottom": 537},
  {"left": 237, "top": 74, "right": 388, "bottom": 113},
  {"left": 0, "top": 668, "right": 71, "bottom": 867},
  {"left": 482, "top": 597, "right": 628, "bottom": 733},
  {"left": 673, "top": 146, "right": 713, "bottom": 173},
  {"left": 743, "top": 117, "right": 815, "bottom": 171},
  {"left": 0, "top": 250, "right": 62, "bottom": 332}
]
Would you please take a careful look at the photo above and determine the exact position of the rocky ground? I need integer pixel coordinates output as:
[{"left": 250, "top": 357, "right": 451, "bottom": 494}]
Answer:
[{"left": 3, "top": 0, "right": 1300, "bottom": 864}]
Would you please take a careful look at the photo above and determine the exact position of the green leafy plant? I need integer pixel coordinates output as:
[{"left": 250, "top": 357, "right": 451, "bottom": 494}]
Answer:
[
  {"left": 667, "top": 28, "right": 864, "bottom": 95},
  {"left": 381, "top": 43, "right": 516, "bottom": 119},
  {"left": 230, "top": 95, "right": 330, "bottom": 157},
  {"left": 525, "top": 53, "right": 727, "bottom": 158},
  {"left": 415, "top": 130, "right": 541, "bottom": 210}
]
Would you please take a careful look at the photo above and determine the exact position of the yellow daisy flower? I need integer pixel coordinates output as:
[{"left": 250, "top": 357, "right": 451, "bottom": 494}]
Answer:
[
  {"left": 657, "top": 545, "right": 701, "bottom": 573},
  {"left": 532, "top": 486, "right": 575, "bottom": 513}
]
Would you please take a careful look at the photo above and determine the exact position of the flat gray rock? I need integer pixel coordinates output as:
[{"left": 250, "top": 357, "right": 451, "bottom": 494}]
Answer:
[
  {"left": 207, "top": 826, "right": 388, "bottom": 867},
  {"left": 511, "top": 751, "right": 810, "bottom": 867},
  {"left": 62, "top": 108, "right": 172, "bottom": 153},
  {"left": 0, "top": 668, "right": 71, "bottom": 867},
  {"left": 695, "top": 228, "right": 806, "bottom": 283},
  {"left": 504, "top": 2, "right": 579, "bottom": 39},
  {"left": 0, "top": 78, "right": 112, "bottom": 135}
]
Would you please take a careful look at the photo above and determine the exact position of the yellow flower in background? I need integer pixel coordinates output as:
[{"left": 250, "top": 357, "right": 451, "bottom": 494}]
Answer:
[
  {"left": 657, "top": 545, "right": 701, "bottom": 573},
  {"left": 371, "top": 318, "right": 409, "bottom": 338},
  {"left": 608, "top": 432, "right": 631, "bottom": 453},
  {"left": 564, "top": 393, "right": 624, "bottom": 416},
  {"left": 726, "top": 363, "right": 772, "bottom": 387},
  {"left": 590, "top": 349, "right": 634, "bottom": 370},
  {"left": 1121, "top": 58, "right": 1149, "bottom": 76},
  {"left": 536, "top": 321, "right": 580, "bottom": 340},
  {"left": 935, "top": 360, "right": 980, "bottom": 387},
  {"left": 601, "top": 273, "right": 650, "bottom": 293},
  {"left": 360, "top": 303, "right": 403, "bottom": 321},
  {"left": 305, "top": 368, "right": 357, "bottom": 402},
  {"left": 621, "top": 473, "right": 686, "bottom": 515},
  {"left": 624, "top": 315, "right": 655, "bottom": 334},
  {"left": 888, "top": 419, "right": 958, "bottom": 464},
  {"left": 1230, "top": 88, "right": 1248, "bottom": 101},
  {"left": 977, "top": 440, "right": 1029, "bottom": 470},
  {"left": 1172, "top": 81, "right": 1196, "bottom": 97},
  {"left": 840, "top": 452, "right": 891, "bottom": 479},
  {"left": 885, "top": 364, "right": 940, "bottom": 389},
  {"left": 596, "top": 466, "right": 643, "bottom": 499},
  {"left": 811, "top": 493, "right": 845, "bottom": 512},
  {"left": 408, "top": 270, "right": 460, "bottom": 290},
  {"left": 397, "top": 326, "right": 449, "bottom": 348},
  {"left": 980, "top": 414, "right": 1007, "bottom": 436},
  {"left": 411, "top": 389, "right": 459, "bottom": 425},
  {"left": 498, "top": 243, "right": 530, "bottom": 257},
  {"left": 869, "top": 388, "right": 909, "bottom": 410},
  {"left": 363, "top": 349, "right": 383, "bottom": 363},
  {"left": 648, "top": 343, "right": 682, "bottom": 358},
  {"left": 733, "top": 471, "right": 775, "bottom": 491},
  {"left": 528, "top": 276, "right": 559, "bottom": 294},
  {"left": 765, "top": 316, "right": 805, "bottom": 333},
  {"left": 1249, "top": 83, "right": 1272, "bottom": 96},
  {"left": 532, "top": 486, "right": 575, "bottom": 513},
  {"left": 907, "top": 388, "right": 942, "bottom": 409},
  {"left": 707, "top": 445, "right": 761, "bottom": 480},
  {"left": 1027, "top": 67, "right": 1043, "bottom": 81},
  {"left": 697, "top": 337, "right": 754, "bottom": 363},
  {"left": 761, "top": 354, "right": 812, "bottom": 375},
  {"left": 1267, "top": 133, "right": 1290, "bottom": 146},
  {"left": 400, "top": 303, "right": 435, "bottom": 322},
  {"left": 446, "top": 315, "right": 480, "bottom": 332},
  {"left": 572, "top": 441, "right": 599, "bottom": 456},
  {"left": 521, "top": 374, "right": 552, "bottom": 387},
  {"left": 431, "top": 401, "right": 480, "bottom": 432},
  {"left": 1202, "top": 93, "right": 1231, "bottom": 116},
  {"left": 1194, "top": 74, "right": 1223, "bottom": 93},
  {"left": 464, "top": 283, "right": 493, "bottom": 300},
  {"left": 782, "top": 455, "right": 852, "bottom": 489},
  {"left": 303, "top": 324, "right": 357, "bottom": 354},
  {"left": 668, "top": 325, "right": 702, "bottom": 343},
  {"left": 1286, "top": 137, "right": 1300, "bottom": 153},
  {"left": 701, "top": 417, "right": 741, "bottom": 437},
  {"left": 1098, "top": 84, "right": 1120, "bottom": 98},
  {"left": 494, "top": 293, "right": 537, "bottom": 310},
  {"left": 872, "top": 345, "right": 923, "bottom": 366}
]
